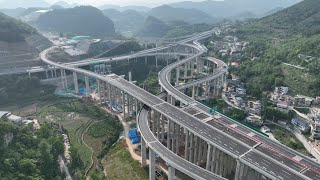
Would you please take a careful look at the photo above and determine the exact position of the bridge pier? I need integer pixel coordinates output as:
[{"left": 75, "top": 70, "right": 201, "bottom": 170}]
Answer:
[
  {"left": 85, "top": 76, "right": 90, "bottom": 97},
  {"left": 73, "top": 72, "right": 78, "bottom": 94},
  {"left": 149, "top": 149, "right": 156, "bottom": 180},
  {"left": 60, "top": 69, "right": 65, "bottom": 89},
  {"left": 141, "top": 138, "right": 147, "bottom": 167},
  {"left": 168, "top": 165, "right": 175, "bottom": 180},
  {"left": 176, "top": 67, "right": 180, "bottom": 86},
  {"left": 184, "top": 63, "right": 188, "bottom": 78}
]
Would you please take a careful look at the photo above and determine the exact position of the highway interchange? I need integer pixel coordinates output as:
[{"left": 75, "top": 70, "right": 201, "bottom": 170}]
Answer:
[{"left": 40, "top": 30, "right": 320, "bottom": 180}]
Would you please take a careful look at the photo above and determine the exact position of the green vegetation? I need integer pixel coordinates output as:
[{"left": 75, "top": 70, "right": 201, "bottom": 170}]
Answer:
[
  {"left": 262, "top": 106, "right": 293, "bottom": 121},
  {"left": 270, "top": 125, "right": 307, "bottom": 154},
  {"left": 295, "top": 107, "right": 310, "bottom": 114},
  {"left": 100, "top": 41, "right": 142, "bottom": 57},
  {"left": 224, "top": 0, "right": 320, "bottom": 98},
  {"left": 137, "top": 16, "right": 213, "bottom": 38},
  {"left": 0, "top": 75, "right": 55, "bottom": 107},
  {"left": 38, "top": 100, "right": 122, "bottom": 178},
  {"left": 0, "top": 12, "right": 37, "bottom": 42},
  {"left": 139, "top": 72, "right": 160, "bottom": 95},
  {"left": 200, "top": 98, "right": 246, "bottom": 121},
  {"left": 0, "top": 121, "right": 64, "bottom": 179},
  {"left": 137, "top": 16, "right": 171, "bottom": 37},
  {"left": 104, "top": 143, "right": 148, "bottom": 180},
  {"left": 148, "top": 5, "right": 214, "bottom": 24},
  {"left": 37, "top": 6, "right": 115, "bottom": 37}
]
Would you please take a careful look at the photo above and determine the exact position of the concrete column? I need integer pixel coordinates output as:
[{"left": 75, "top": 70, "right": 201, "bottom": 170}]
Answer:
[
  {"left": 102, "top": 82, "right": 106, "bottom": 103},
  {"left": 122, "top": 92, "right": 126, "bottom": 118},
  {"left": 73, "top": 72, "right": 78, "bottom": 94},
  {"left": 60, "top": 69, "right": 65, "bottom": 89},
  {"left": 171, "top": 122, "right": 176, "bottom": 153},
  {"left": 54, "top": 68, "right": 57, "bottom": 78},
  {"left": 191, "top": 60, "right": 194, "bottom": 77},
  {"left": 219, "top": 152, "right": 224, "bottom": 176},
  {"left": 145, "top": 56, "right": 147, "bottom": 65},
  {"left": 107, "top": 83, "right": 111, "bottom": 102},
  {"left": 184, "top": 129, "right": 189, "bottom": 160},
  {"left": 161, "top": 114, "right": 165, "bottom": 142},
  {"left": 151, "top": 110, "right": 155, "bottom": 133},
  {"left": 192, "top": 86, "right": 195, "bottom": 98},
  {"left": 50, "top": 69, "right": 54, "bottom": 78},
  {"left": 63, "top": 69, "right": 67, "bottom": 89},
  {"left": 213, "top": 149, "right": 220, "bottom": 174},
  {"left": 156, "top": 112, "right": 160, "bottom": 140},
  {"left": 141, "top": 138, "right": 147, "bottom": 167},
  {"left": 155, "top": 56, "right": 158, "bottom": 69},
  {"left": 168, "top": 166, "right": 175, "bottom": 180},
  {"left": 176, "top": 67, "right": 180, "bottom": 86},
  {"left": 45, "top": 71, "right": 48, "bottom": 79},
  {"left": 171, "top": 96, "right": 175, "bottom": 106},
  {"left": 97, "top": 79, "right": 101, "bottom": 100},
  {"left": 206, "top": 144, "right": 212, "bottom": 170},
  {"left": 189, "top": 133, "right": 194, "bottom": 163},
  {"left": 193, "top": 136, "right": 198, "bottom": 164},
  {"left": 85, "top": 76, "right": 90, "bottom": 97},
  {"left": 167, "top": 119, "right": 171, "bottom": 150},
  {"left": 184, "top": 63, "right": 188, "bottom": 78},
  {"left": 175, "top": 124, "right": 180, "bottom": 154},
  {"left": 149, "top": 149, "right": 156, "bottom": 180},
  {"left": 128, "top": 71, "right": 132, "bottom": 82},
  {"left": 196, "top": 86, "right": 199, "bottom": 97}
]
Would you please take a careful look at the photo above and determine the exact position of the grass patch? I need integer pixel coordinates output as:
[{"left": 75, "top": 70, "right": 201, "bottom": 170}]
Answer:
[
  {"left": 37, "top": 99, "right": 123, "bottom": 177},
  {"left": 269, "top": 125, "right": 308, "bottom": 155},
  {"left": 104, "top": 143, "right": 148, "bottom": 180},
  {"left": 282, "top": 65, "right": 315, "bottom": 96},
  {"left": 295, "top": 107, "right": 310, "bottom": 114}
]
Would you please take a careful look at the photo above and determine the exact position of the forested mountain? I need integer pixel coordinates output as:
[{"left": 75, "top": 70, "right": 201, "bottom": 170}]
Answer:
[
  {"left": 148, "top": 5, "right": 215, "bottom": 24},
  {"left": 257, "top": 0, "right": 320, "bottom": 36},
  {"left": 227, "top": 0, "right": 320, "bottom": 97},
  {"left": 0, "top": 12, "right": 37, "bottom": 42},
  {"left": 103, "top": 9, "right": 146, "bottom": 33},
  {"left": 99, "top": 4, "right": 150, "bottom": 12},
  {"left": 136, "top": 16, "right": 213, "bottom": 38},
  {"left": 238, "top": 0, "right": 320, "bottom": 38},
  {"left": 37, "top": 6, "right": 116, "bottom": 37},
  {"left": 137, "top": 16, "right": 171, "bottom": 37},
  {"left": 170, "top": 0, "right": 301, "bottom": 19}
]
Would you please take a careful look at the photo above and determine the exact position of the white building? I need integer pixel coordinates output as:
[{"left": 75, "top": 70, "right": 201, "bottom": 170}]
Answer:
[
  {"left": 291, "top": 118, "right": 310, "bottom": 134},
  {"left": 0, "top": 111, "right": 23, "bottom": 125},
  {"left": 245, "top": 114, "right": 263, "bottom": 126}
]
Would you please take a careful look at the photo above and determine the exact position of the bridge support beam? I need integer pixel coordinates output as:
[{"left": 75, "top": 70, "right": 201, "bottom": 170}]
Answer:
[
  {"left": 184, "top": 63, "right": 188, "bottom": 78},
  {"left": 176, "top": 67, "right": 180, "bottom": 86},
  {"left": 141, "top": 138, "right": 147, "bottom": 167},
  {"left": 73, "top": 72, "right": 78, "bottom": 94},
  {"left": 184, "top": 129, "right": 189, "bottom": 160},
  {"left": 85, "top": 76, "right": 90, "bottom": 97},
  {"left": 149, "top": 149, "right": 156, "bottom": 180},
  {"left": 60, "top": 69, "right": 65, "bottom": 89},
  {"left": 168, "top": 166, "right": 175, "bottom": 180}
]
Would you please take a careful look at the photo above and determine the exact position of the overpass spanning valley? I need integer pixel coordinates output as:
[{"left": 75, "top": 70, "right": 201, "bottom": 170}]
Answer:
[{"left": 37, "top": 30, "right": 320, "bottom": 180}]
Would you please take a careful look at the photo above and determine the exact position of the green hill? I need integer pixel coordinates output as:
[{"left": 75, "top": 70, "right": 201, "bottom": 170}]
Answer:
[
  {"left": 137, "top": 16, "right": 171, "bottom": 37},
  {"left": 37, "top": 6, "right": 116, "bottom": 37},
  {"left": 238, "top": 0, "right": 320, "bottom": 38},
  {"left": 0, "top": 12, "right": 37, "bottom": 42},
  {"left": 226, "top": 0, "right": 320, "bottom": 98},
  {"left": 148, "top": 5, "right": 215, "bottom": 24}
]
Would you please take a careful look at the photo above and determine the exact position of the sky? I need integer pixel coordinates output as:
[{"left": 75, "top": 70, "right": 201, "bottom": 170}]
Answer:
[{"left": 46, "top": 0, "right": 213, "bottom": 7}]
